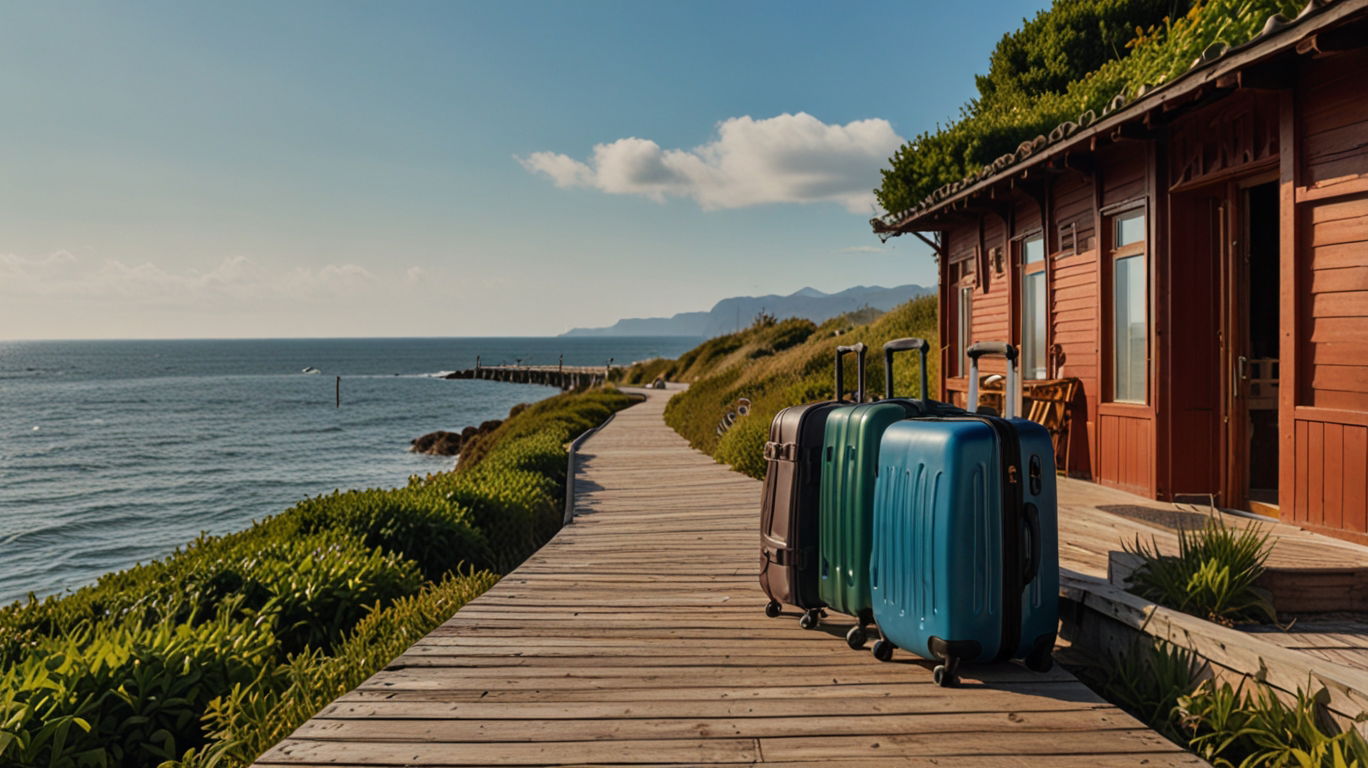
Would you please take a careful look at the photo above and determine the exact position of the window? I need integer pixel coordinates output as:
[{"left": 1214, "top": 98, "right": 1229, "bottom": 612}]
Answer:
[
  {"left": 950, "top": 258, "right": 974, "bottom": 376},
  {"left": 957, "top": 285, "right": 972, "bottom": 377},
  {"left": 1020, "top": 235, "right": 1046, "bottom": 380},
  {"left": 1110, "top": 209, "right": 1147, "bottom": 403}
]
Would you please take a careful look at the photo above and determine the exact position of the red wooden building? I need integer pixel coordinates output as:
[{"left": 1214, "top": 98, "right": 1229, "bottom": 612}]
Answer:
[{"left": 874, "top": 0, "right": 1368, "bottom": 542}]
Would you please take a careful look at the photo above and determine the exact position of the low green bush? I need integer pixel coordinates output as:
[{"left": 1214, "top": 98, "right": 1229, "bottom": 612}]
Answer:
[
  {"left": 1078, "top": 637, "right": 1368, "bottom": 767},
  {"left": 182, "top": 569, "right": 499, "bottom": 768},
  {"left": 0, "top": 387, "right": 635, "bottom": 768},
  {"left": 618, "top": 357, "right": 677, "bottom": 385},
  {"left": 1180, "top": 679, "right": 1368, "bottom": 767},
  {"left": 1125, "top": 514, "right": 1276, "bottom": 625}
]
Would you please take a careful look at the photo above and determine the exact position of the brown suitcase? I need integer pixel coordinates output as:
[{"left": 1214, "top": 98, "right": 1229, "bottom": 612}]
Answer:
[{"left": 760, "top": 343, "right": 866, "bottom": 629}]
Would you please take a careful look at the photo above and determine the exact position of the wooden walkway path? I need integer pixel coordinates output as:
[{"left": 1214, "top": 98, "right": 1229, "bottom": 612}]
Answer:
[{"left": 257, "top": 389, "right": 1201, "bottom": 767}]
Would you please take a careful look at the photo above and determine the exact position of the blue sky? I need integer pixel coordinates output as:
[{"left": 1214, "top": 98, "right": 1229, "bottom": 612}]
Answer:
[{"left": 1, "top": 0, "right": 1047, "bottom": 339}]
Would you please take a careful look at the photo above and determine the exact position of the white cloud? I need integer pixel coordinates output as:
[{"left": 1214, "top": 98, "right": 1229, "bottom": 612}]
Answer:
[
  {"left": 518, "top": 112, "right": 904, "bottom": 213},
  {"left": 839, "top": 245, "right": 884, "bottom": 254}
]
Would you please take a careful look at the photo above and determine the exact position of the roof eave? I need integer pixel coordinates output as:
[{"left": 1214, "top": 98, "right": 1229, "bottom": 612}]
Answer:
[{"left": 873, "top": 0, "right": 1368, "bottom": 238}]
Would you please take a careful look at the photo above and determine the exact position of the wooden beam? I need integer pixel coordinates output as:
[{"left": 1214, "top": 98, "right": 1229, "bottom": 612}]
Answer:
[{"left": 910, "top": 230, "right": 945, "bottom": 258}]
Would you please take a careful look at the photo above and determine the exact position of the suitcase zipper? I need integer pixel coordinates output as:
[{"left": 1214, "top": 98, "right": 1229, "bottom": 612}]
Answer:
[{"left": 927, "top": 416, "right": 1025, "bottom": 663}]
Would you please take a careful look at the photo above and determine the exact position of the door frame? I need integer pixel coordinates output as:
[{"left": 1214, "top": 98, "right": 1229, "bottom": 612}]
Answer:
[{"left": 1218, "top": 171, "right": 1281, "bottom": 510}]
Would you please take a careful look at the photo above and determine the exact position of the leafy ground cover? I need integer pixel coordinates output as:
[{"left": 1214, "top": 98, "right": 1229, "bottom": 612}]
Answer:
[
  {"left": 1125, "top": 514, "right": 1278, "bottom": 626},
  {"left": 1074, "top": 638, "right": 1368, "bottom": 766},
  {"left": 0, "top": 387, "right": 635, "bottom": 768}
]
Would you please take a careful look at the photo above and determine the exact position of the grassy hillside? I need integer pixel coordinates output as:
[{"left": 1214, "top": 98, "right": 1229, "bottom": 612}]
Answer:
[
  {"left": 0, "top": 388, "right": 635, "bottom": 768},
  {"left": 660, "top": 297, "right": 938, "bottom": 479}
]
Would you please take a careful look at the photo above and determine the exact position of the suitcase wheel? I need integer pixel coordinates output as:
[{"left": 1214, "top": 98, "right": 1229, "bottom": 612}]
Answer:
[
  {"left": 798, "top": 609, "right": 821, "bottom": 630},
  {"left": 933, "top": 657, "right": 962, "bottom": 687},
  {"left": 871, "top": 639, "right": 895, "bottom": 662},
  {"left": 1024, "top": 647, "right": 1054, "bottom": 674},
  {"left": 764, "top": 600, "right": 783, "bottom": 619},
  {"left": 845, "top": 625, "right": 869, "bottom": 650}
]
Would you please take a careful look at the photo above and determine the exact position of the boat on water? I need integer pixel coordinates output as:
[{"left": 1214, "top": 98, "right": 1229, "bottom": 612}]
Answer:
[{"left": 301, "top": 366, "right": 321, "bottom": 375}]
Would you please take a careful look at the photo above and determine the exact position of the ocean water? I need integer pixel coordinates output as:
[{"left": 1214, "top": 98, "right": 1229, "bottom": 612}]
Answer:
[{"left": 0, "top": 337, "right": 700, "bottom": 605}]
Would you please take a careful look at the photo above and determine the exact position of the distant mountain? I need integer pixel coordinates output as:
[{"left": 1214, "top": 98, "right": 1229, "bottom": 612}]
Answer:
[{"left": 561, "top": 284, "right": 933, "bottom": 338}]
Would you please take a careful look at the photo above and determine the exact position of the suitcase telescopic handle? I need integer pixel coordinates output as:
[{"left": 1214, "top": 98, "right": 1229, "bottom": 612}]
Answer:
[
  {"left": 966, "top": 342, "right": 1020, "bottom": 419},
  {"left": 882, "top": 337, "right": 929, "bottom": 406},
  {"left": 834, "top": 343, "right": 867, "bottom": 403}
]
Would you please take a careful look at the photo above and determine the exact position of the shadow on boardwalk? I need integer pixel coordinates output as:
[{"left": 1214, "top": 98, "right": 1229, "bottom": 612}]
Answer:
[{"left": 256, "top": 388, "right": 1203, "bottom": 767}]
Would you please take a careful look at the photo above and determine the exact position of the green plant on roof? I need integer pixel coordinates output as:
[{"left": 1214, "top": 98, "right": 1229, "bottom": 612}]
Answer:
[
  {"left": 876, "top": 0, "right": 1303, "bottom": 216},
  {"left": 1124, "top": 512, "right": 1276, "bottom": 625}
]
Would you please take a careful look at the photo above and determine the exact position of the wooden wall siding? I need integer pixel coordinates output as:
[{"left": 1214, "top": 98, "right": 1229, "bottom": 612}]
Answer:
[
  {"left": 1050, "top": 171, "right": 1099, "bottom": 477},
  {"left": 1168, "top": 92, "right": 1280, "bottom": 190},
  {"left": 1015, "top": 194, "right": 1042, "bottom": 236},
  {"left": 1101, "top": 145, "right": 1147, "bottom": 207},
  {"left": 1287, "top": 49, "right": 1368, "bottom": 540},
  {"left": 1099, "top": 411, "right": 1152, "bottom": 493},
  {"left": 1300, "top": 48, "right": 1368, "bottom": 197},
  {"left": 972, "top": 214, "right": 1012, "bottom": 377},
  {"left": 1305, "top": 197, "right": 1368, "bottom": 411},
  {"left": 1293, "top": 419, "right": 1368, "bottom": 533}
]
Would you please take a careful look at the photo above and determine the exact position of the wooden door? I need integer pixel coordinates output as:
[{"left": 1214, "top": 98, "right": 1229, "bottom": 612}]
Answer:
[{"left": 1220, "top": 177, "right": 1281, "bottom": 512}]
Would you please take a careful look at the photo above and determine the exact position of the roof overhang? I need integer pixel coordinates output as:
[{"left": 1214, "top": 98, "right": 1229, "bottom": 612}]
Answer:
[{"left": 871, "top": 0, "right": 1368, "bottom": 239}]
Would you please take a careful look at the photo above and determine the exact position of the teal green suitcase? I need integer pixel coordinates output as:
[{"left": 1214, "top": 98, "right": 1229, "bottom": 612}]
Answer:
[{"left": 818, "top": 338, "right": 937, "bottom": 648}]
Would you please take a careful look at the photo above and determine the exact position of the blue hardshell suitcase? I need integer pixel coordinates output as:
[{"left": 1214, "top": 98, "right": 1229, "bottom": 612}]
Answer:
[{"left": 869, "top": 342, "right": 1058, "bottom": 685}]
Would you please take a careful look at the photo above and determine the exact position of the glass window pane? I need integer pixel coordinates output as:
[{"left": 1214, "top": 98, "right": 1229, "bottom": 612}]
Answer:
[
  {"left": 1022, "top": 271, "right": 1046, "bottom": 379},
  {"left": 1023, "top": 236, "right": 1045, "bottom": 265},
  {"left": 1113, "top": 254, "right": 1147, "bottom": 402},
  {"left": 1115, "top": 211, "right": 1145, "bottom": 248}
]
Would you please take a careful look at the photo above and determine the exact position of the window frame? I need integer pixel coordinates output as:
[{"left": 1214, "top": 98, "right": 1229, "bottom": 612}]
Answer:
[
  {"left": 949, "top": 257, "right": 975, "bottom": 378},
  {"left": 1016, "top": 232, "right": 1048, "bottom": 380},
  {"left": 1103, "top": 202, "right": 1150, "bottom": 405}
]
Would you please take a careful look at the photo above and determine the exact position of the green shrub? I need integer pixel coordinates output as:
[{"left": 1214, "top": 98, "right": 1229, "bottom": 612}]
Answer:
[
  {"left": 0, "top": 613, "right": 278, "bottom": 767},
  {"left": 290, "top": 488, "right": 493, "bottom": 580},
  {"left": 181, "top": 569, "right": 498, "bottom": 768},
  {"left": 234, "top": 534, "right": 423, "bottom": 655},
  {"left": 1125, "top": 514, "right": 1276, "bottom": 625},
  {"left": 1076, "top": 637, "right": 1368, "bottom": 766},
  {"left": 714, "top": 412, "right": 769, "bottom": 480},
  {"left": 1180, "top": 680, "right": 1368, "bottom": 767},
  {"left": 618, "top": 357, "right": 677, "bottom": 385},
  {"left": 1073, "top": 638, "right": 1201, "bottom": 742}
]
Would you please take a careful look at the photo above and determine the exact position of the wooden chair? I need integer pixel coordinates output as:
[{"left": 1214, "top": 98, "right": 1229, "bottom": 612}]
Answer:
[{"left": 974, "top": 376, "right": 1080, "bottom": 473}]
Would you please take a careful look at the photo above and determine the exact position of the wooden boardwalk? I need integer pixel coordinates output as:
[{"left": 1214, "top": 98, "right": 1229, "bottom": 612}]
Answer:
[{"left": 257, "top": 389, "right": 1201, "bottom": 767}]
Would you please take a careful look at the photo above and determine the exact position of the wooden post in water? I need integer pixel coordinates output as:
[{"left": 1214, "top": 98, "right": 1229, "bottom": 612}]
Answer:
[{"left": 335, "top": 376, "right": 340, "bottom": 408}]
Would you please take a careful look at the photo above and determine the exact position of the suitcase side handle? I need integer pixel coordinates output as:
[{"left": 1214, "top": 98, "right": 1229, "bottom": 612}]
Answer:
[
  {"left": 834, "top": 343, "right": 867, "bottom": 403},
  {"left": 881, "top": 337, "right": 929, "bottom": 405},
  {"left": 967, "top": 341, "right": 1020, "bottom": 419}
]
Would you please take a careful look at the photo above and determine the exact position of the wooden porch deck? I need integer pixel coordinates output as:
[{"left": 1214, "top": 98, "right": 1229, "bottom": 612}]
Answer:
[
  {"left": 256, "top": 388, "right": 1200, "bottom": 767},
  {"left": 1052, "top": 476, "right": 1368, "bottom": 583}
]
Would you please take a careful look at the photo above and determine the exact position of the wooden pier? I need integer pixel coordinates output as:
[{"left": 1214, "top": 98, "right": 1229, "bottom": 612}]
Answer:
[
  {"left": 257, "top": 388, "right": 1200, "bottom": 767},
  {"left": 445, "top": 364, "right": 609, "bottom": 391}
]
